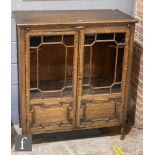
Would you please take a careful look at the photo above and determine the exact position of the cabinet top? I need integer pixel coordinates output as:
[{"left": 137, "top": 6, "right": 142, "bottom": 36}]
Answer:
[{"left": 13, "top": 9, "right": 138, "bottom": 27}]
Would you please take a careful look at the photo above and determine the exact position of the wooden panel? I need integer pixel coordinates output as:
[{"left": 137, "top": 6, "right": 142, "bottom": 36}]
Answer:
[
  {"left": 18, "top": 28, "right": 27, "bottom": 133},
  {"left": 13, "top": 10, "right": 138, "bottom": 26},
  {"left": 34, "top": 105, "right": 68, "bottom": 124},
  {"left": 85, "top": 102, "right": 115, "bottom": 120},
  {"left": 28, "top": 102, "right": 74, "bottom": 129},
  {"left": 80, "top": 95, "right": 121, "bottom": 126}
]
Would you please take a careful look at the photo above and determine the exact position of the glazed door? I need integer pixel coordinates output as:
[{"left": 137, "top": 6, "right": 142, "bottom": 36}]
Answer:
[
  {"left": 77, "top": 28, "right": 130, "bottom": 128},
  {"left": 25, "top": 31, "right": 78, "bottom": 133}
]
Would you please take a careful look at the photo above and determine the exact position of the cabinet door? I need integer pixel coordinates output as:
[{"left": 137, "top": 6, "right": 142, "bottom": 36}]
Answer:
[
  {"left": 25, "top": 31, "right": 78, "bottom": 133},
  {"left": 77, "top": 28, "right": 130, "bottom": 128}
]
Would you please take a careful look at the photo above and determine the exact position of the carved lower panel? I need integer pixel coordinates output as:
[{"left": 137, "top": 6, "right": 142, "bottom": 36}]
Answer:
[
  {"left": 35, "top": 106, "right": 68, "bottom": 124},
  {"left": 27, "top": 102, "right": 74, "bottom": 130},
  {"left": 86, "top": 102, "right": 115, "bottom": 119},
  {"left": 80, "top": 96, "right": 121, "bottom": 125}
]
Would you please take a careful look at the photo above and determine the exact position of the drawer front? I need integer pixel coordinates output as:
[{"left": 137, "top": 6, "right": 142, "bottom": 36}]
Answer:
[
  {"left": 27, "top": 100, "right": 74, "bottom": 133},
  {"left": 79, "top": 95, "right": 122, "bottom": 127}
]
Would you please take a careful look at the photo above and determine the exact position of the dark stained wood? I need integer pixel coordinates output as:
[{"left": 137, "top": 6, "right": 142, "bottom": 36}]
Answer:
[{"left": 13, "top": 10, "right": 138, "bottom": 26}]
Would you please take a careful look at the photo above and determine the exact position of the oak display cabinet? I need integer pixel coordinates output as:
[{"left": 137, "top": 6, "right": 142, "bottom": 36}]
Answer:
[{"left": 13, "top": 10, "right": 138, "bottom": 139}]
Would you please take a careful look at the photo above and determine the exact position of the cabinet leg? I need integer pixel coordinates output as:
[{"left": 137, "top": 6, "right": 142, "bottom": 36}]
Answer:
[
  {"left": 19, "top": 122, "right": 22, "bottom": 128},
  {"left": 120, "top": 127, "right": 125, "bottom": 140}
]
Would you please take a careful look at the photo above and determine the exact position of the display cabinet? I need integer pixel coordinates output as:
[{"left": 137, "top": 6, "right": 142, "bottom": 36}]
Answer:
[{"left": 13, "top": 10, "right": 138, "bottom": 139}]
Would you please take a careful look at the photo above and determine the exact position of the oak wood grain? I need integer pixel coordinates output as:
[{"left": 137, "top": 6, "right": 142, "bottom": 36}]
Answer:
[
  {"left": 13, "top": 10, "right": 138, "bottom": 26},
  {"left": 16, "top": 10, "right": 137, "bottom": 137}
]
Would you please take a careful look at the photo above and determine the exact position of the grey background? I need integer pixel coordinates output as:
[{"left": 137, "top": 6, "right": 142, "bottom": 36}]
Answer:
[{"left": 11, "top": 0, "right": 135, "bottom": 125}]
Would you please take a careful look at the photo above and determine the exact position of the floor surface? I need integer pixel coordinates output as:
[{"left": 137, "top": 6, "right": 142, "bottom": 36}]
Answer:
[{"left": 11, "top": 127, "right": 143, "bottom": 155}]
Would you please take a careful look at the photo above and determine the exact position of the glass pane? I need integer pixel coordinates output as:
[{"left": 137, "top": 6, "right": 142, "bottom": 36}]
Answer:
[
  {"left": 90, "top": 42, "right": 116, "bottom": 87},
  {"left": 30, "top": 35, "right": 74, "bottom": 99},
  {"left": 30, "top": 36, "right": 41, "bottom": 47},
  {"left": 97, "top": 33, "right": 113, "bottom": 40},
  {"left": 116, "top": 46, "right": 124, "bottom": 82},
  {"left": 83, "top": 86, "right": 110, "bottom": 95},
  {"left": 83, "top": 86, "right": 93, "bottom": 95},
  {"left": 84, "top": 34, "right": 95, "bottom": 44},
  {"left": 93, "top": 88, "right": 110, "bottom": 94},
  {"left": 62, "top": 88, "right": 73, "bottom": 97},
  {"left": 30, "top": 49, "right": 37, "bottom": 88},
  {"left": 30, "top": 90, "right": 41, "bottom": 99},
  {"left": 115, "top": 33, "right": 125, "bottom": 43},
  {"left": 43, "top": 35, "right": 62, "bottom": 43},
  {"left": 66, "top": 47, "right": 74, "bottom": 86},
  {"left": 111, "top": 84, "right": 121, "bottom": 93},
  {"left": 42, "top": 92, "right": 60, "bottom": 98},
  {"left": 63, "top": 35, "right": 74, "bottom": 46},
  {"left": 83, "top": 33, "right": 125, "bottom": 95},
  {"left": 83, "top": 46, "right": 90, "bottom": 84},
  {"left": 38, "top": 44, "right": 65, "bottom": 91}
]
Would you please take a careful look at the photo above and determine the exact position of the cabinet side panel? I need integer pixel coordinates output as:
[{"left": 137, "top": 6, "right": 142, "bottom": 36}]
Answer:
[
  {"left": 122, "top": 25, "right": 135, "bottom": 125},
  {"left": 17, "top": 27, "right": 27, "bottom": 134}
]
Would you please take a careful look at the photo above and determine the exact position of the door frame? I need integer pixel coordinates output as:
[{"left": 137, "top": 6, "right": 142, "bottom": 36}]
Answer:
[
  {"left": 76, "top": 26, "right": 130, "bottom": 127},
  {"left": 24, "top": 30, "right": 79, "bottom": 133}
]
